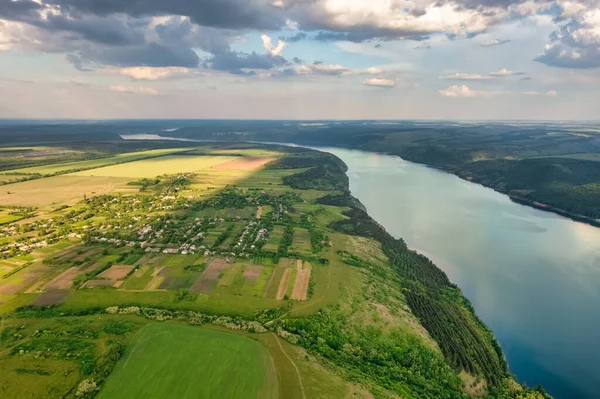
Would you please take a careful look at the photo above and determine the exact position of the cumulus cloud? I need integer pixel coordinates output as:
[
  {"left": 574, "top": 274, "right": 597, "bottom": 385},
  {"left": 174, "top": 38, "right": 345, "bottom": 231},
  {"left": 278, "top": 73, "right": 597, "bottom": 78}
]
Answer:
[
  {"left": 119, "top": 67, "right": 190, "bottom": 80},
  {"left": 363, "top": 78, "right": 395, "bottom": 88},
  {"left": 293, "top": 63, "right": 350, "bottom": 76},
  {"left": 441, "top": 73, "right": 493, "bottom": 80},
  {"left": 536, "top": 1, "right": 600, "bottom": 68},
  {"left": 480, "top": 39, "right": 511, "bottom": 46},
  {"left": 439, "top": 85, "right": 480, "bottom": 97},
  {"left": 109, "top": 85, "right": 158, "bottom": 95},
  {"left": 261, "top": 34, "right": 286, "bottom": 56},
  {"left": 489, "top": 68, "right": 525, "bottom": 76}
]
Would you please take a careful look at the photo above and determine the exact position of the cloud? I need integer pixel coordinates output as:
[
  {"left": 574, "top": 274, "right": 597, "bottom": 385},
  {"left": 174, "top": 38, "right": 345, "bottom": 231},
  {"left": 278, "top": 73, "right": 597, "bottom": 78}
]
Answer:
[
  {"left": 535, "top": 2, "right": 600, "bottom": 68},
  {"left": 442, "top": 69, "right": 526, "bottom": 80},
  {"left": 292, "top": 63, "right": 351, "bottom": 76},
  {"left": 480, "top": 39, "right": 511, "bottom": 46},
  {"left": 363, "top": 78, "right": 395, "bottom": 88},
  {"left": 441, "top": 73, "right": 493, "bottom": 80},
  {"left": 109, "top": 85, "right": 158, "bottom": 95},
  {"left": 489, "top": 68, "right": 525, "bottom": 76},
  {"left": 119, "top": 67, "right": 190, "bottom": 80},
  {"left": 280, "top": 32, "right": 307, "bottom": 42},
  {"left": 261, "top": 34, "right": 286, "bottom": 56},
  {"left": 77, "top": 42, "right": 201, "bottom": 68},
  {"left": 439, "top": 85, "right": 480, "bottom": 97},
  {"left": 204, "top": 51, "right": 288, "bottom": 75},
  {"left": 37, "top": 0, "right": 287, "bottom": 31},
  {"left": 524, "top": 90, "right": 558, "bottom": 96}
]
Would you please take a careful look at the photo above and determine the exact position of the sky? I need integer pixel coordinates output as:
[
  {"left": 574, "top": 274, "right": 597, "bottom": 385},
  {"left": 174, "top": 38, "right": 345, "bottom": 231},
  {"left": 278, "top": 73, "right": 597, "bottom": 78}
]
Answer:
[{"left": 0, "top": 0, "right": 599, "bottom": 120}]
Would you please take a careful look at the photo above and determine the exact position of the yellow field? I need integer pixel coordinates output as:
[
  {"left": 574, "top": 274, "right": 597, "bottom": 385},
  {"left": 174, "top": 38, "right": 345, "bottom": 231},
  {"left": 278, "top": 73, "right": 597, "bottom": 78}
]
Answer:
[
  {"left": 0, "top": 175, "right": 131, "bottom": 207},
  {"left": 71, "top": 155, "right": 238, "bottom": 178},
  {"left": 5, "top": 148, "right": 186, "bottom": 175}
]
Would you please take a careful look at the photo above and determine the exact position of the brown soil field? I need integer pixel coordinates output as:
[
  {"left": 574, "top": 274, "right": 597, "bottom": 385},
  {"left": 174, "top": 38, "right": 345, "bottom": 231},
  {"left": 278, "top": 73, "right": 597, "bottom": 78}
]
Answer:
[
  {"left": 190, "top": 258, "right": 230, "bottom": 294},
  {"left": 276, "top": 268, "right": 292, "bottom": 300},
  {"left": 44, "top": 267, "right": 79, "bottom": 291},
  {"left": 31, "top": 290, "right": 69, "bottom": 306},
  {"left": 212, "top": 157, "right": 275, "bottom": 171},
  {"left": 98, "top": 265, "right": 135, "bottom": 280},
  {"left": 243, "top": 265, "right": 263, "bottom": 284},
  {"left": 256, "top": 206, "right": 263, "bottom": 219},
  {"left": 290, "top": 262, "right": 312, "bottom": 301}
]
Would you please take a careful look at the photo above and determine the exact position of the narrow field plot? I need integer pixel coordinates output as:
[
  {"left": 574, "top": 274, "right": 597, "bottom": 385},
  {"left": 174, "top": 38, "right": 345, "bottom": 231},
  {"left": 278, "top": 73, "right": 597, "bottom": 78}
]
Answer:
[
  {"left": 243, "top": 265, "right": 263, "bottom": 284},
  {"left": 212, "top": 157, "right": 275, "bottom": 170},
  {"left": 218, "top": 264, "right": 243, "bottom": 287},
  {"left": 290, "top": 227, "right": 312, "bottom": 256},
  {"left": 190, "top": 258, "right": 230, "bottom": 294},
  {"left": 290, "top": 262, "right": 312, "bottom": 301},
  {"left": 275, "top": 268, "right": 292, "bottom": 300},
  {"left": 98, "top": 265, "right": 135, "bottom": 280},
  {"left": 97, "top": 324, "right": 278, "bottom": 399},
  {"left": 71, "top": 155, "right": 236, "bottom": 178},
  {"left": 83, "top": 280, "right": 117, "bottom": 288},
  {"left": 43, "top": 267, "right": 79, "bottom": 291},
  {"left": 0, "top": 176, "right": 131, "bottom": 207},
  {"left": 264, "top": 267, "right": 285, "bottom": 299},
  {"left": 30, "top": 290, "right": 70, "bottom": 306},
  {"left": 121, "top": 266, "right": 155, "bottom": 290},
  {"left": 263, "top": 226, "right": 284, "bottom": 252}
]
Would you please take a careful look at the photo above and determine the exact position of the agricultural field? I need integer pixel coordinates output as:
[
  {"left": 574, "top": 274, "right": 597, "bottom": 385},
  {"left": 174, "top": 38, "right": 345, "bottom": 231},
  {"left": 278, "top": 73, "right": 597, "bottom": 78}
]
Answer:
[
  {"left": 4, "top": 148, "right": 186, "bottom": 175},
  {"left": 71, "top": 155, "right": 238, "bottom": 178},
  {"left": 0, "top": 175, "right": 131, "bottom": 207},
  {"left": 0, "top": 142, "right": 527, "bottom": 399},
  {"left": 98, "top": 324, "right": 277, "bottom": 399}
]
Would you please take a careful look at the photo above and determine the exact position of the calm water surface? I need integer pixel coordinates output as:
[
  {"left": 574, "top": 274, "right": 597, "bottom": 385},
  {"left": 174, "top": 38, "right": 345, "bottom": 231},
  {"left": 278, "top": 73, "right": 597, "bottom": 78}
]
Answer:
[{"left": 317, "top": 147, "right": 600, "bottom": 399}]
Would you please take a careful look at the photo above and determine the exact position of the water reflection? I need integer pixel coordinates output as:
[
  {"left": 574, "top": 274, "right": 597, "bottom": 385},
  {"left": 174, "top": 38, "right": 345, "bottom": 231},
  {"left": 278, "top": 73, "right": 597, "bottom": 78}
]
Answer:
[{"left": 318, "top": 146, "right": 600, "bottom": 399}]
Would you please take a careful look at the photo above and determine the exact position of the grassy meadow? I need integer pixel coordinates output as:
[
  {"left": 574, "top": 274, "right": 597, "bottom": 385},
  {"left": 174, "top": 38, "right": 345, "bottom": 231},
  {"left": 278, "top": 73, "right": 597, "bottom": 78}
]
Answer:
[{"left": 98, "top": 324, "right": 278, "bottom": 399}]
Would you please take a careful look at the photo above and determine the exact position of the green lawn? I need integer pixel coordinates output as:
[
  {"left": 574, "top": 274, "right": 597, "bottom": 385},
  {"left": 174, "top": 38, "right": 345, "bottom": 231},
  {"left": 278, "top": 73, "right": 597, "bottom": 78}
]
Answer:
[{"left": 98, "top": 324, "right": 278, "bottom": 399}]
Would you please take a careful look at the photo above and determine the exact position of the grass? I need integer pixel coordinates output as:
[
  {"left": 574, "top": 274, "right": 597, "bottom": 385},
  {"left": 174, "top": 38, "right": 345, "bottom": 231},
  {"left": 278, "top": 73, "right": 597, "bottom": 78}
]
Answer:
[
  {"left": 61, "top": 289, "right": 282, "bottom": 318},
  {"left": 121, "top": 266, "right": 155, "bottom": 290},
  {"left": 264, "top": 226, "right": 284, "bottom": 252},
  {"left": 98, "top": 324, "right": 278, "bottom": 399},
  {"left": 71, "top": 155, "right": 237, "bottom": 178},
  {"left": 290, "top": 227, "right": 312, "bottom": 256},
  {"left": 264, "top": 267, "right": 285, "bottom": 299}
]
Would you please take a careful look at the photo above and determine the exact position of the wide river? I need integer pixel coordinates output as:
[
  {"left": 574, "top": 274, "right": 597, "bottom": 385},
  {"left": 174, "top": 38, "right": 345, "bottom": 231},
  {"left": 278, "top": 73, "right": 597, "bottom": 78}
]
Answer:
[
  {"left": 315, "top": 146, "right": 600, "bottom": 399},
  {"left": 123, "top": 134, "right": 599, "bottom": 398}
]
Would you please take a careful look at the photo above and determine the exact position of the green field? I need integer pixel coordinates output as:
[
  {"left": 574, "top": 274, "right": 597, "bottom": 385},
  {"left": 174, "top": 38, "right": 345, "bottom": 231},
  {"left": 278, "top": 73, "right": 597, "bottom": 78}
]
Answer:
[
  {"left": 98, "top": 324, "right": 277, "bottom": 399},
  {"left": 71, "top": 155, "right": 237, "bottom": 178}
]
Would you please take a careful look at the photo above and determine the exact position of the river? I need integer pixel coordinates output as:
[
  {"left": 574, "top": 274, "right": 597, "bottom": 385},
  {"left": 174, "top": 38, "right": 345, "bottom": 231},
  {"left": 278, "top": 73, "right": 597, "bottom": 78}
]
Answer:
[
  {"left": 315, "top": 146, "right": 600, "bottom": 399},
  {"left": 122, "top": 133, "right": 600, "bottom": 398}
]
